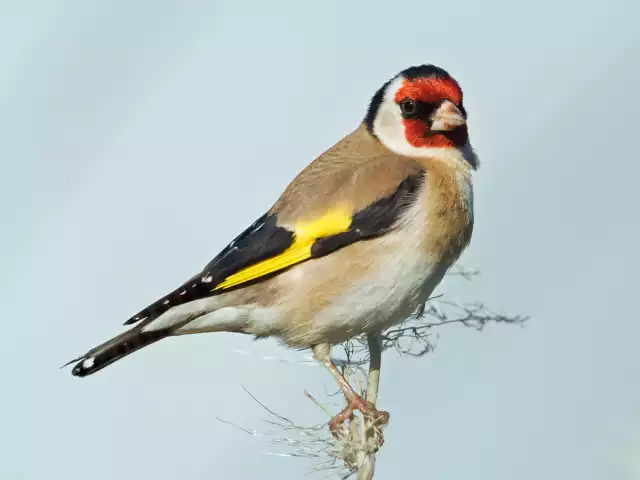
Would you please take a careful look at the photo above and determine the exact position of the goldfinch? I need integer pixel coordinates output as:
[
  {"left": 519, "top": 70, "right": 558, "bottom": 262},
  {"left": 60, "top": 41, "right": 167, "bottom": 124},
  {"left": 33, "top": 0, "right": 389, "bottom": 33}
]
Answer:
[{"left": 66, "top": 64, "right": 478, "bottom": 429}]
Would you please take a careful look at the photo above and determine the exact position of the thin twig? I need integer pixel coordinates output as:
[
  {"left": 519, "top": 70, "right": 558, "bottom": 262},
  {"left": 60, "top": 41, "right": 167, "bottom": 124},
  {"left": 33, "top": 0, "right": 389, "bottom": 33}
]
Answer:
[
  {"left": 355, "top": 333, "right": 383, "bottom": 480},
  {"left": 305, "top": 390, "right": 334, "bottom": 418},
  {"left": 242, "top": 384, "right": 295, "bottom": 426}
]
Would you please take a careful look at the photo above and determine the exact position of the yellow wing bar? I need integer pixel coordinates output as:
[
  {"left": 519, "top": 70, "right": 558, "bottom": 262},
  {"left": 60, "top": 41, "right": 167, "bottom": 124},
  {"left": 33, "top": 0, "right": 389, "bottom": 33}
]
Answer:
[{"left": 213, "top": 207, "right": 352, "bottom": 291}]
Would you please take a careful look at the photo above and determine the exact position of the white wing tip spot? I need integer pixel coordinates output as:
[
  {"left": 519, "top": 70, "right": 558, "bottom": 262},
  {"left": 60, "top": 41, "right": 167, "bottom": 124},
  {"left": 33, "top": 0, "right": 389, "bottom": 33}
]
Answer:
[
  {"left": 82, "top": 357, "right": 95, "bottom": 369},
  {"left": 202, "top": 275, "right": 213, "bottom": 283}
]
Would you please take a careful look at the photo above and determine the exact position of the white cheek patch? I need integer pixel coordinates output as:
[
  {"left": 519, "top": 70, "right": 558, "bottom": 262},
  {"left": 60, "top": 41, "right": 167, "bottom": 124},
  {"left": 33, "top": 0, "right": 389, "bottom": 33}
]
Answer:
[{"left": 372, "top": 77, "right": 415, "bottom": 156}]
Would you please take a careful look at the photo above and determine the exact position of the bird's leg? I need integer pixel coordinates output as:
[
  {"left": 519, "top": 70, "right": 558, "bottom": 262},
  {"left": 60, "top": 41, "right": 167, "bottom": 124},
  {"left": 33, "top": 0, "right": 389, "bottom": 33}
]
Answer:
[
  {"left": 362, "top": 332, "right": 388, "bottom": 448},
  {"left": 312, "top": 343, "right": 389, "bottom": 436}
]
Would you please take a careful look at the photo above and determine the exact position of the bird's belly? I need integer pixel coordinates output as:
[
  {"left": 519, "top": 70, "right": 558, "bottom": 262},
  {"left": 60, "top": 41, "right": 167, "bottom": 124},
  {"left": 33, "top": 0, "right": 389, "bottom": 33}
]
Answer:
[
  {"left": 312, "top": 256, "right": 444, "bottom": 344},
  {"left": 267, "top": 240, "right": 448, "bottom": 347}
]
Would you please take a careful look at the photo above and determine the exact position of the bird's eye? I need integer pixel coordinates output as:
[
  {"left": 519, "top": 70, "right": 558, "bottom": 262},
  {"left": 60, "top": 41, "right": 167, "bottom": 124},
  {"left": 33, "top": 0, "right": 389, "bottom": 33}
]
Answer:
[{"left": 399, "top": 98, "right": 418, "bottom": 117}]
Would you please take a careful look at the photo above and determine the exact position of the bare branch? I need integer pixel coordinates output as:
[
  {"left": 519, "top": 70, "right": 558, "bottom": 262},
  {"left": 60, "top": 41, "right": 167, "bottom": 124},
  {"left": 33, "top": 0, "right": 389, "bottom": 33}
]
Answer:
[
  {"left": 354, "top": 334, "right": 384, "bottom": 480},
  {"left": 334, "top": 298, "right": 528, "bottom": 366}
]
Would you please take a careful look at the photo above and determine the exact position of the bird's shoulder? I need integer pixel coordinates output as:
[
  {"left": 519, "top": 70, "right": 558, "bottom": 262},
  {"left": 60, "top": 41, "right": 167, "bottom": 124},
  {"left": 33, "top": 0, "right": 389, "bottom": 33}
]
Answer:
[{"left": 272, "top": 124, "right": 426, "bottom": 225}]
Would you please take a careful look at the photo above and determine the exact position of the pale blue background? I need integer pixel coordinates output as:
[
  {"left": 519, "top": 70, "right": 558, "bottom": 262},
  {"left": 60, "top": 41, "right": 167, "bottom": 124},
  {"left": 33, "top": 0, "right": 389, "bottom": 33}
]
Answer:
[{"left": 1, "top": 0, "right": 639, "bottom": 478}]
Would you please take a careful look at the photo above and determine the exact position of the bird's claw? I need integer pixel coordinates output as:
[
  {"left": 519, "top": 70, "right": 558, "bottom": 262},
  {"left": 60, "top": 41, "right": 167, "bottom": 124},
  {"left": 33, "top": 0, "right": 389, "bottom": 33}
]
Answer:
[{"left": 328, "top": 395, "right": 390, "bottom": 441}]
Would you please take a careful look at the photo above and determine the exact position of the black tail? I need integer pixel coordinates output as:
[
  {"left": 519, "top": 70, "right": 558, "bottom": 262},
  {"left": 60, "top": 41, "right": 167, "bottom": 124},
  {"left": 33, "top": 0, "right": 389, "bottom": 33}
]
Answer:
[{"left": 65, "top": 328, "right": 169, "bottom": 377}]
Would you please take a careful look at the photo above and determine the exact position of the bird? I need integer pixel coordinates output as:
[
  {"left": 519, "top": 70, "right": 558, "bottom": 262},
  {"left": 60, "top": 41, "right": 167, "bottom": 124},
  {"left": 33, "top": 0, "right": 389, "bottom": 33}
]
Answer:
[{"left": 65, "top": 64, "right": 478, "bottom": 432}]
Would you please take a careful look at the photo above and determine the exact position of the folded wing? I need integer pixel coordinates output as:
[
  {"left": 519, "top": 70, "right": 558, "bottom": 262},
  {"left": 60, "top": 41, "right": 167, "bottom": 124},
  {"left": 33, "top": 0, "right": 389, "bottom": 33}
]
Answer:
[{"left": 124, "top": 168, "right": 425, "bottom": 327}]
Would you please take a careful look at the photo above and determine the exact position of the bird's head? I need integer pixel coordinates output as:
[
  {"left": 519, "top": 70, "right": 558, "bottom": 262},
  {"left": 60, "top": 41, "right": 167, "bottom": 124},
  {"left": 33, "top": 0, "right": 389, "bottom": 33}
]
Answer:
[{"left": 365, "top": 64, "right": 478, "bottom": 169}]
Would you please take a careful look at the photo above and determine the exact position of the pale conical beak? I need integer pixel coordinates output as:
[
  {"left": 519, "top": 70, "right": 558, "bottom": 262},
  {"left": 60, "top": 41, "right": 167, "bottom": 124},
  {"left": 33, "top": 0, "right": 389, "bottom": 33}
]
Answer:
[{"left": 429, "top": 100, "right": 466, "bottom": 132}]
